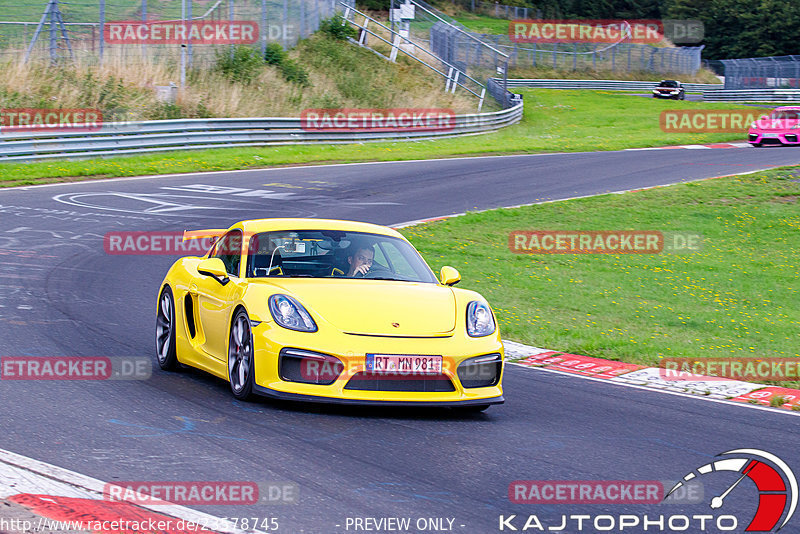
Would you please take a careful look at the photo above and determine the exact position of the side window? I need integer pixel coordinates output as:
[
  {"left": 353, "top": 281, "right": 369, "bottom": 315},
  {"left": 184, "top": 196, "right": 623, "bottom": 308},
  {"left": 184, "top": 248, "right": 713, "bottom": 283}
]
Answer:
[{"left": 213, "top": 230, "right": 242, "bottom": 277}]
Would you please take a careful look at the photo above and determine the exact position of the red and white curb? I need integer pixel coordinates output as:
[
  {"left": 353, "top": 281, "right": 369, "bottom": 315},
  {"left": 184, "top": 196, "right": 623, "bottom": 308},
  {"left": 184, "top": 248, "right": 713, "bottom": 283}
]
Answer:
[
  {"left": 503, "top": 340, "right": 800, "bottom": 413},
  {"left": 0, "top": 448, "right": 267, "bottom": 534},
  {"left": 626, "top": 142, "right": 751, "bottom": 150}
]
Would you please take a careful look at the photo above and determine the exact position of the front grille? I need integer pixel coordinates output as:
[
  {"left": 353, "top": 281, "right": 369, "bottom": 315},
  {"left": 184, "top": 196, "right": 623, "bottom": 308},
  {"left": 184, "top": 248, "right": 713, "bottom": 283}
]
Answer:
[
  {"left": 344, "top": 372, "right": 455, "bottom": 392},
  {"left": 785, "top": 134, "right": 798, "bottom": 142},
  {"left": 749, "top": 134, "right": 758, "bottom": 141}
]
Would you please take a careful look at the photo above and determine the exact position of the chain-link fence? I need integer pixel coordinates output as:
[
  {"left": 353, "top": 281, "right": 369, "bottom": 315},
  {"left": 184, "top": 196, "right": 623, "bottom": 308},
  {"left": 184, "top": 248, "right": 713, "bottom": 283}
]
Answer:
[
  {"left": 0, "top": 0, "right": 351, "bottom": 65},
  {"left": 432, "top": 28, "right": 704, "bottom": 75},
  {"left": 721, "top": 56, "right": 800, "bottom": 89}
]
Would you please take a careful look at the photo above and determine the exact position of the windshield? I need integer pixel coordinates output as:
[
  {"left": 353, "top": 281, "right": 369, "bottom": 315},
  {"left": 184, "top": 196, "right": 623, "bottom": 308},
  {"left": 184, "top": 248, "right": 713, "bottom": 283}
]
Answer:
[
  {"left": 770, "top": 110, "right": 800, "bottom": 120},
  {"left": 245, "top": 230, "right": 438, "bottom": 283},
  {"left": 659, "top": 80, "right": 679, "bottom": 88}
]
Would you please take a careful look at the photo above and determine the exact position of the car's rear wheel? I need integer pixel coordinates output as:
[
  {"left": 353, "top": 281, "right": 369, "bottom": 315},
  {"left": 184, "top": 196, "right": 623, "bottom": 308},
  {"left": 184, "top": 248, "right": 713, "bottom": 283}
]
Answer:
[
  {"left": 156, "top": 286, "right": 179, "bottom": 371},
  {"left": 228, "top": 308, "right": 255, "bottom": 400}
]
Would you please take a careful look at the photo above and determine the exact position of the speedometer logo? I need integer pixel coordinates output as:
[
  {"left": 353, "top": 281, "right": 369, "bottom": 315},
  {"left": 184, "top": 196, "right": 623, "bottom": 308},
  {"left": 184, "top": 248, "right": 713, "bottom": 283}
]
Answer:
[{"left": 666, "top": 449, "right": 798, "bottom": 531}]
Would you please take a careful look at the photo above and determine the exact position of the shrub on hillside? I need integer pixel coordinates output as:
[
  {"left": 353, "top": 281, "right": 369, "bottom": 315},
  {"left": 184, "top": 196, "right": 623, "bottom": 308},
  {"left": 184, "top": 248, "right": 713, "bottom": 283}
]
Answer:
[
  {"left": 264, "top": 42, "right": 287, "bottom": 65},
  {"left": 319, "top": 15, "right": 359, "bottom": 40},
  {"left": 280, "top": 59, "right": 311, "bottom": 87},
  {"left": 214, "top": 46, "right": 264, "bottom": 84}
]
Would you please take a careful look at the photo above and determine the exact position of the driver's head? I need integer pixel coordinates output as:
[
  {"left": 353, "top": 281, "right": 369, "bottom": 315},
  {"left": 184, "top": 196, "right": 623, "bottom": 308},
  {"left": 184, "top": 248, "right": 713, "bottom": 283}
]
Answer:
[{"left": 347, "top": 243, "right": 374, "bottom": 272}]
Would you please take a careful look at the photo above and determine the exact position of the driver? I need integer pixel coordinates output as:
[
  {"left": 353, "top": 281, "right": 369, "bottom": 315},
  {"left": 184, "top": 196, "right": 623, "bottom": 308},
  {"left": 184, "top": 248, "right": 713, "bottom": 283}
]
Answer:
[
  {"left": 346, "top": 244, "right": 374, "bottom": 277},
  {"left": 332, "top": 241, "right": 375, "bottom": 277}
]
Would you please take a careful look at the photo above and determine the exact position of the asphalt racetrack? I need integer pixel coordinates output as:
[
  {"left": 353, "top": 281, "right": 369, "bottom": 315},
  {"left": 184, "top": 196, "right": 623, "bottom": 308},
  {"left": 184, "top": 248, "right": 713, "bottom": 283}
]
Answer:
[{"left": 1, "top": 147, "right": 799, "bottom": 533}]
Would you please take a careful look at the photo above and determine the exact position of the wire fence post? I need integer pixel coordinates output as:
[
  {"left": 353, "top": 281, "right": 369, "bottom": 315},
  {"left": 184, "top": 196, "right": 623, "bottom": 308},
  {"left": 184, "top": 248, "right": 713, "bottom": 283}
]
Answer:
[
  {"left": 99, "top": 0, "right": 105, "bottom": 64},
  {"left": 282, "top": 0, "right": 288, "bottom": 48},
  {"left": 187, "top": 0, "right": 193, "bottom": 67},
  {"left": 261, "top": 0, "right": 267, "bottom": 56},
  {"left": 229, "top": 0, "right": 234, "bottom": 58},
  {"left": 300, "top": 0, "right": 306, "bottom": 39}
]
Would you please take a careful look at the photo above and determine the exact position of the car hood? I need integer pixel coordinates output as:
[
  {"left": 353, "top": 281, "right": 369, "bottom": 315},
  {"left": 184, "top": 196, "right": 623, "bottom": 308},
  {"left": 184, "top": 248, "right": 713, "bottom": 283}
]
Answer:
[
  {"left": 754, "top": 119, "right": 800, "bottom": 131},
  {"left": 267, "top": 280, "right": 457, "bottom": 336}
]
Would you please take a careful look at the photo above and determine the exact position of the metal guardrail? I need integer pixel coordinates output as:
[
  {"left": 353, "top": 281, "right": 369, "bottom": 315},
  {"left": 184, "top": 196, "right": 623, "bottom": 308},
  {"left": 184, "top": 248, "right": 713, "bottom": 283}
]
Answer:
[
  {"left": 702, "top": 89, "right": 800, "bottom": 102},
  {"left": 0, "top": 104, "right": 523, "bottom": 162},
  {"left": 502, "top": 79, "right": 723, "bottom": 92}
]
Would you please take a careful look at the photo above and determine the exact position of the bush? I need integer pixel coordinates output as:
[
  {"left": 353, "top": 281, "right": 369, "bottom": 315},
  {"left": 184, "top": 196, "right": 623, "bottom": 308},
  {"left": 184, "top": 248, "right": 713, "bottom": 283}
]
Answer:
[
  {"left": 214, "top": 46, "right": 264, "bottom": 84},
  {"left": 279, "top": 59, "right": 311, "bottom": 87},
  {"left": 318, "top": 15, "right": 359, "bottom": 41},
  {"left": 264, "top": 42, "right": 287, "bottom": 65}
]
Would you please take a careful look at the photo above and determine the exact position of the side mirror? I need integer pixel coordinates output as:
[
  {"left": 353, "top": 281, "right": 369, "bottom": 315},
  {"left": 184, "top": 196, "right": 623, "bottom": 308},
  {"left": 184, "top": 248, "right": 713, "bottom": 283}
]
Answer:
[
  {"left": 197, "top": 257, "right": 228, "bottom": 281},
  {"left": 440, "top": 266, "right": 461, "bottom": 286}
]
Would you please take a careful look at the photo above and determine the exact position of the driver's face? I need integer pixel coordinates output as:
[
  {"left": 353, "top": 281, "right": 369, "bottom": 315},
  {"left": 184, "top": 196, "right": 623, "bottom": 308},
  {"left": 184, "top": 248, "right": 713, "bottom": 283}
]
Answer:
[{"left": 350, "top": 248, "right": 374, "bottom": 271}]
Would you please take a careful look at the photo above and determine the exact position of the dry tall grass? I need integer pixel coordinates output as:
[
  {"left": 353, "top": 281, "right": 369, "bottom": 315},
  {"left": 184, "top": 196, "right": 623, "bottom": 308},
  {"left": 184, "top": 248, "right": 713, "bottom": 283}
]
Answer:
[{"left": 0, "top": 35, "right": 480, "bottom": 121}]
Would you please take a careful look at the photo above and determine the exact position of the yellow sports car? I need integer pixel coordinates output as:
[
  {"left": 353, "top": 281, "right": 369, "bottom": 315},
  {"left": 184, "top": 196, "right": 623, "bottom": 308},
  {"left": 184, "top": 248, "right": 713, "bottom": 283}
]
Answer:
[{"left": 156, "top": 219, "right": 504, "bottom": 411}]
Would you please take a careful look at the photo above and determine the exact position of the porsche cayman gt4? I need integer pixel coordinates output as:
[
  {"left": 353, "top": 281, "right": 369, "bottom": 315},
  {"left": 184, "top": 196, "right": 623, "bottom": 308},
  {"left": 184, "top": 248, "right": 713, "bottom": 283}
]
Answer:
[{"left": 156, "top": 219, "right": 504, "bottom": 410}]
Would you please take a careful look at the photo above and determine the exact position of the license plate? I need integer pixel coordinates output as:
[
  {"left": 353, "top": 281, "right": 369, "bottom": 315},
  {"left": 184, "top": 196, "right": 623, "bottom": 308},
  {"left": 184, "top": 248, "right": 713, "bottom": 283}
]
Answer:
[
  {"left": 763, "top": 133, "right": 779, "bottom": 138},
  {"left": 365, "top": 354, "right": 443, "bottom": 374}
]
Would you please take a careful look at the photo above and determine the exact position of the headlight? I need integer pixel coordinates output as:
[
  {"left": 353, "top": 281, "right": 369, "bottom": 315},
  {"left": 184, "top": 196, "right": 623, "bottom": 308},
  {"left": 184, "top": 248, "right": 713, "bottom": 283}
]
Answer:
[
  {"left": 751, "top": 122, "right": 757, "bottom": 129},
  {"left": 466, "top": 301, "right": 496, "bottom": 337},
  {"left": 792, "top": 123, "right": 800, "bottom": 129},
  {"left": 268, "top": 295, "right": 317, "bottom": 332}
]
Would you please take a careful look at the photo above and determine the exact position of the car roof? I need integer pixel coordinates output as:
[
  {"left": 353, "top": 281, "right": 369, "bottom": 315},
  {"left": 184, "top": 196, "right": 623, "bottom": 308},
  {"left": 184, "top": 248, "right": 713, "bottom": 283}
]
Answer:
[{"left": 229, "top": 218, "right": 404, "bottom": 238}]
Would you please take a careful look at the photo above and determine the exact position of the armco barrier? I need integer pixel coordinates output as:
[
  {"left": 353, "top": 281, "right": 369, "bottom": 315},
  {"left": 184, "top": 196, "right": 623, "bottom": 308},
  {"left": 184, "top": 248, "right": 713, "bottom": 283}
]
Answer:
[
  {"left": 0, "top": 104, "right": 523, "bottom": 162},
  {"left": 702, "top": 89, "right": 800, "bottom": 102},
  {"left": 502, "top": 78, "right": 722, "bottom": 92}
]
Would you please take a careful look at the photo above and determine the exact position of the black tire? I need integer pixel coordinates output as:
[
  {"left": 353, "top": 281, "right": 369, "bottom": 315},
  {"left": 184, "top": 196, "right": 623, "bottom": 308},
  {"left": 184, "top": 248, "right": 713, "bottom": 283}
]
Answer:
[
  {"left": 679, "top": 93, "right": 685, "bottom": 100},
  {"left": 751, "top": 143, "right": 762, "bottom": 148},
  {"left": 156, "top": 286, "right": 179, "bottom": 371},
  {"left": 228, "top": 308, "right": 256, "bottom": 400}
]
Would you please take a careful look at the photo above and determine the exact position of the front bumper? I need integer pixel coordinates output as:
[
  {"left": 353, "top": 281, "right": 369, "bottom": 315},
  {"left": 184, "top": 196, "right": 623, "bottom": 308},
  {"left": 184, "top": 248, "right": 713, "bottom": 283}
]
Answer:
[
  {"left": 653, "top": 91, "right": 681, "bottom": 99},
  {"left": 250, "top": 321, "right": 505, "bottom": 406},
  {"left": 749, "top": 131, "right": 800, "bottom": 145}
]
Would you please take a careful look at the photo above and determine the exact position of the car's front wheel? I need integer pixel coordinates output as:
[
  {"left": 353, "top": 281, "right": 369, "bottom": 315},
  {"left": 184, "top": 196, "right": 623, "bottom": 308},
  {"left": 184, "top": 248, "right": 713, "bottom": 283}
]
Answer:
[
  {"left": 156, "top": 286, "right": 179, "bottom": 371},
  {"left": 228, "top": 308, "right": 255, "bottom": 400},
  {"left": 751, "top": 142, "right": 762, "bottom": 148}
]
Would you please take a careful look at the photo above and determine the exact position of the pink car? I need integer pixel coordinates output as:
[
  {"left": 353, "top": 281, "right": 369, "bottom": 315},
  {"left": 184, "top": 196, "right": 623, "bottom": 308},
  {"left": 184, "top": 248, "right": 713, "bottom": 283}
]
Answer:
[{"left": 748, "top": 106, "right": 800, "bottom": 147}]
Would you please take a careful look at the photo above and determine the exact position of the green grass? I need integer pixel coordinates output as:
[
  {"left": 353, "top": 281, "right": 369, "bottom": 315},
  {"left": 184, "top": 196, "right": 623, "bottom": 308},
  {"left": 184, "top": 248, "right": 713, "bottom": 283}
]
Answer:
[
  {"left": 0, "top": 90, "right": 768, "bottom": 187},
  {"left": 451, "top": 12, "right": 513, "bottom": 35},
  {"left": 399, "top": 167, "right": 800, "bottom": 388}
]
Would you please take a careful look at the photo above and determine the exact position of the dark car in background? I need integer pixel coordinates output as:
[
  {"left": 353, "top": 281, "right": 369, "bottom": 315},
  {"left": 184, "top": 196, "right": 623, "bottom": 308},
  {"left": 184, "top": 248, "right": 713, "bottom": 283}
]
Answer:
[{"left": 653, "top": 80, "right": 685, "bottom": 100}]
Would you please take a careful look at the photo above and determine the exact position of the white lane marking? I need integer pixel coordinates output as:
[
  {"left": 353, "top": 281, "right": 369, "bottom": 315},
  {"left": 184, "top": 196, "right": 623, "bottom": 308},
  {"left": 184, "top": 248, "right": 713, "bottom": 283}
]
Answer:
[
  {"left": 0, "top": 448, "right": 267, "bottom": 534},
  {"left": 507, "top": 362, "right": 800, "bottom": 418}
]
